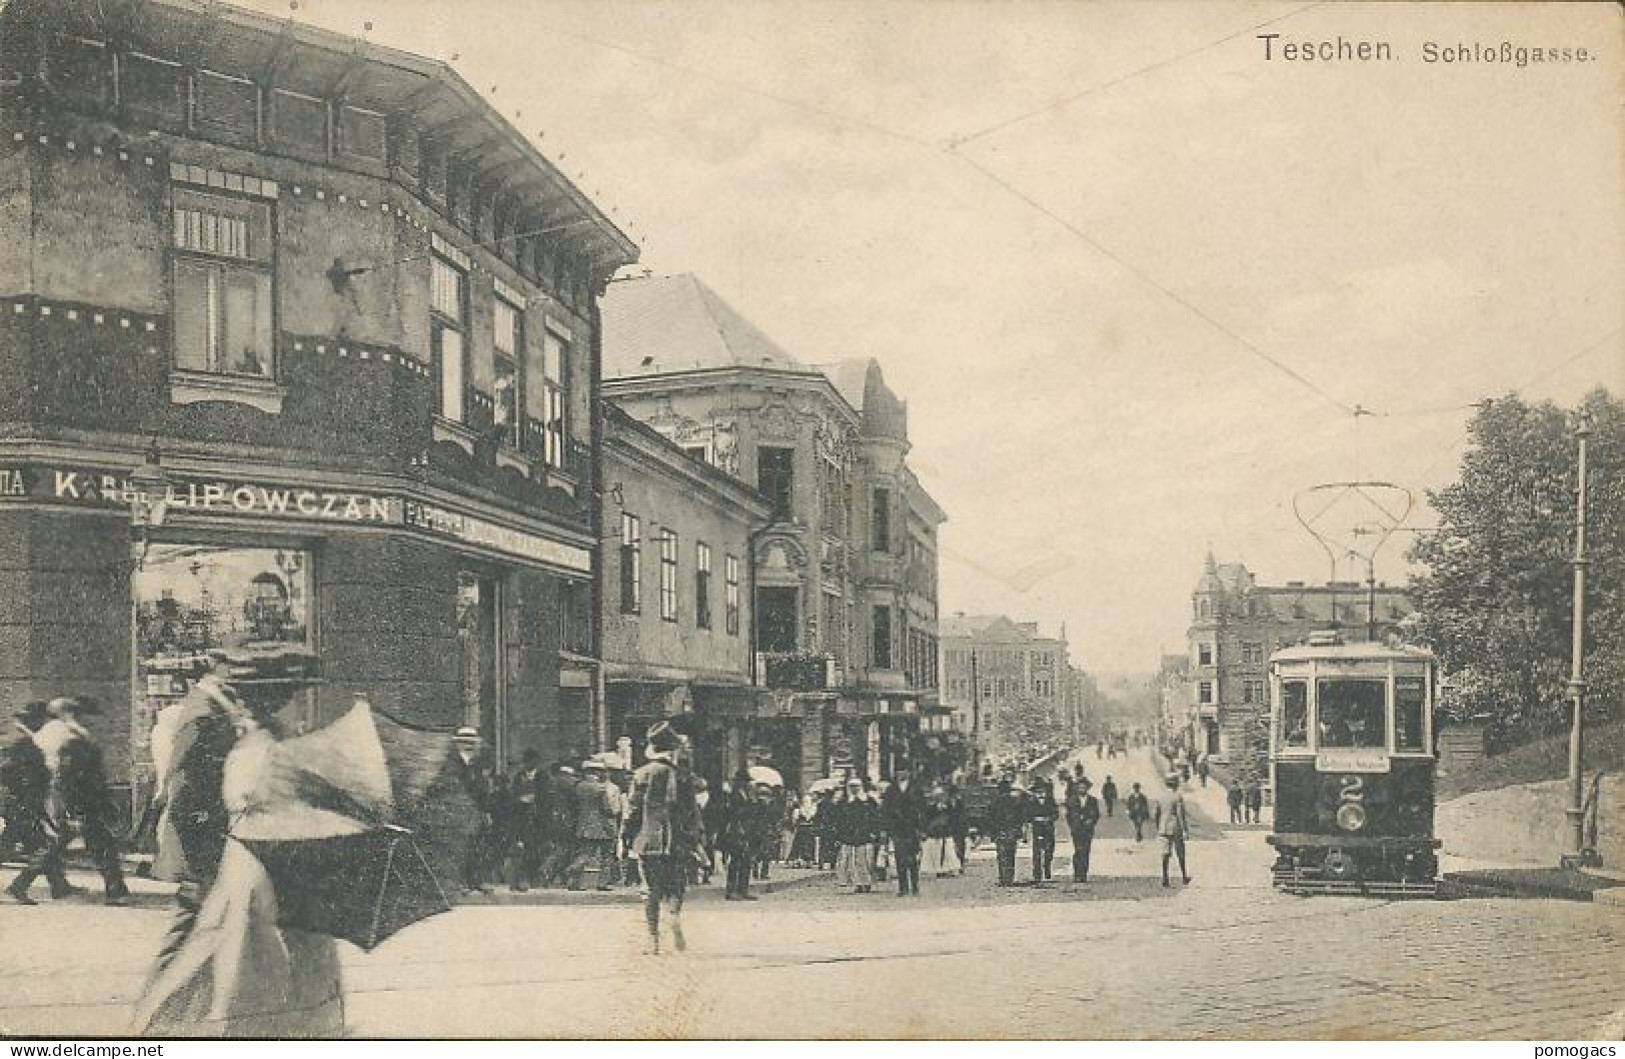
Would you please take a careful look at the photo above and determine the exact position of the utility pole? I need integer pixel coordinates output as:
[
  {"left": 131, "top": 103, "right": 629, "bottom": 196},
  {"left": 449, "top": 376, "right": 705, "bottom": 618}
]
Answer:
[
  {"left": 1562, "top": 413, "right": 1600, "bottom": 869},
  {"left": 969, "top": 648, "right": 981, "bottom": 743}
]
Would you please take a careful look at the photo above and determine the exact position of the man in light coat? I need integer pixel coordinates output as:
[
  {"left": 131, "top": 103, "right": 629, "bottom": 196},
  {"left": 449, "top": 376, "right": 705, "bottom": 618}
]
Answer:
[
  {"left": 623, "top": 722, "right": 702, "bottom": 954},
  {"left": 569, "top": 760, "right": 623, "bottom": 891}
]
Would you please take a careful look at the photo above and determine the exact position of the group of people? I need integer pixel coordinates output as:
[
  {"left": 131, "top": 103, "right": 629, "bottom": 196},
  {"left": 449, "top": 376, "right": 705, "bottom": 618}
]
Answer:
[
  {"left": 451, "top": 738, "right": 626, "bottom": 895},
  {"left": 2, "top": 696, "right": 129, "bottom": 906},
  {"left": 1226, "top": 775, "right": 1265, "bottom": 824}
]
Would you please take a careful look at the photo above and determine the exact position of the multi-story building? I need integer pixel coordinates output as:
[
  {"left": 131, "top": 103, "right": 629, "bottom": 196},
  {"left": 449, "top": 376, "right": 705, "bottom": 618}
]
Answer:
[
  {"left": 0, "top": 0, "right": 636, "bottom": 817},
  {"left": 1188, "top": 553, "right": 1412, "bottom": 763},
  {"left": 599, "top": 403, "right": 770, "bottom": 786},
  {"left": 938, "top": 614, "right": 1073, "bottom": 754},
  {"left": 599, "top": 274, "right": 946, "bottom": 788}
]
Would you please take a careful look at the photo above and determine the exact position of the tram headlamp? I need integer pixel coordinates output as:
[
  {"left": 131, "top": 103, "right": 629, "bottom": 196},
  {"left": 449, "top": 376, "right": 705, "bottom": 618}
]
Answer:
[{"left": 1336, "top": 802, "right": 1368, "bottom": 832}]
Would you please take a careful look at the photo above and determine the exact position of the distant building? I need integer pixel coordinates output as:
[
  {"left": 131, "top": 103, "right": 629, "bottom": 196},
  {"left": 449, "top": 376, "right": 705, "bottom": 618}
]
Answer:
[
  {"left": 599, "top": 404, "right": 771, "bottom": 787},
  {"left": 1188, "top": 553, "right": 1412, "bottom": 762},
  {"left": 939, "top": 614, "right": 1073, "bottom": 753},
  {"left": 599, "top": 274, "right": 946, "bottom": 788}
]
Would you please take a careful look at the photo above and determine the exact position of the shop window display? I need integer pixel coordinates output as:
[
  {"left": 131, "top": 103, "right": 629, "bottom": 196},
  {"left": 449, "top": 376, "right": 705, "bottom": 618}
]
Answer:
[{"left": 131, "top": 545, "right": 314, "bottom": 807}]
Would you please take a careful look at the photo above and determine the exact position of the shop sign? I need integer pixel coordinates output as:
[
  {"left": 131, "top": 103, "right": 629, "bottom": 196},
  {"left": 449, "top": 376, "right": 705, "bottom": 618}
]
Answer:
[
  {"left": 0, "top": 464, "right": 399, "bottom": 523},
  {"left": 403, "top": 499, "right": 590, "bottom": 573}
]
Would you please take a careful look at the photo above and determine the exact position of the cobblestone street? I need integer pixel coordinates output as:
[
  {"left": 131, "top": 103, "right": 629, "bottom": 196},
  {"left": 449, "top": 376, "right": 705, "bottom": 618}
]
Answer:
[{"left": 2, "top": 752, "right": 1619, "bottom": 1039}]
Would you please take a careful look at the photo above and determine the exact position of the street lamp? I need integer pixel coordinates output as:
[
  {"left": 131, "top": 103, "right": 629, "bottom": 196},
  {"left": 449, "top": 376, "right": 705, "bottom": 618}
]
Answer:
[
  {"left": 1561, "top": 413, "right": 1600, "bottom": 870},
  {"left": 127, "top": 439, "right": 171, "bottom": 569}
]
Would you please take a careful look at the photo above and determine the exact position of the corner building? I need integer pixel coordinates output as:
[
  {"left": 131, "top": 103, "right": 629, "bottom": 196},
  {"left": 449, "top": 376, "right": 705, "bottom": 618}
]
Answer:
[
  {"left": 600, "top": 275, "right": 946, "bottom": 790},
  {"left": 0, "top": 0, "right": 637, "bottom": 818}
]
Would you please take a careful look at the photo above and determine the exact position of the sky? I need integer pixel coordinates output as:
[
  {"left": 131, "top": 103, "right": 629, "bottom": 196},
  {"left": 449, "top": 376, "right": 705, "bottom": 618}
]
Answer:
[{"left": 240, "top": 0, "right": 1622, "bottom": 670}]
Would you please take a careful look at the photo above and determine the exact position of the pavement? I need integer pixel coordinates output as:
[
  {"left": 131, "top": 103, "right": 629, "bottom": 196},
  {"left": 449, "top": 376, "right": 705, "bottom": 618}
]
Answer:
[{"left": 1, "top": 748, "right": 1619, "bottom": 1039}]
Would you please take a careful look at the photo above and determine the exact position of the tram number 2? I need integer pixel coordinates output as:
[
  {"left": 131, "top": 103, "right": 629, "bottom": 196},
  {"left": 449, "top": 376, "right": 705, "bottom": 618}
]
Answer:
[{"left": 1333, "top": 776, "right": 1368, "bottom": 831}]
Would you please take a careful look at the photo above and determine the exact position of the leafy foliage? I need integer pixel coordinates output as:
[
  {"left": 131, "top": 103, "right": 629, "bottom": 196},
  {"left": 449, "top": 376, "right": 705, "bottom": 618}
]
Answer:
[
  {"left": 1407, "top": 389, "right": 1623, "bottom": 747},
  {"left": 997, "top": 696, "right": 1068, "bottom": 751}
]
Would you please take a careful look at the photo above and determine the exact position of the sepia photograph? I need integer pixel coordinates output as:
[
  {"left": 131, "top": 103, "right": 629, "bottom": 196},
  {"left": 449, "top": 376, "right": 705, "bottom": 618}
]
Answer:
[{"left": 0, "top": 0, "right": 1619, "bottom": 1043}]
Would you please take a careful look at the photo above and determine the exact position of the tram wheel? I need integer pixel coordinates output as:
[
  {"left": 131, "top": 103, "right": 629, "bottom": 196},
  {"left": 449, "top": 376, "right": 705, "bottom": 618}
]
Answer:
[{"left": 1322, "top": 849, "right": 1359, "bottom": 882}]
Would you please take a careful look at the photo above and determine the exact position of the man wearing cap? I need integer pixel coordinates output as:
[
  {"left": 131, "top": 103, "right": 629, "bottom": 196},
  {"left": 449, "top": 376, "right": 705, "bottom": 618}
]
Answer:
[
  {"left": 1064, "top": 774, "right": 1101, "bottom": 883},
  {"left": 624, "top": 720, "right": 702, "bottom": 954},
  {"left": 4, "top": 701, "right": 74, "bottom": 904},
  {"left": 1153, "top": 773, "right": 1192, "bottom": 888},
  {"left": 569, "top": 759, "right": 622, "bottom": 891}
]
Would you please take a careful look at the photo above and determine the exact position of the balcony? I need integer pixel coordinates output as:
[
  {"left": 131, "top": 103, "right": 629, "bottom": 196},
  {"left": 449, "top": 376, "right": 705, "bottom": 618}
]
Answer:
[{"left": 755, "top": 651, "right": 835, "bottom": 691}]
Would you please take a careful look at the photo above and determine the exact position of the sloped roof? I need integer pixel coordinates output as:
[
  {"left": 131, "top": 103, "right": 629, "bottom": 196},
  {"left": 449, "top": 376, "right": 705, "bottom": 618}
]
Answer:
[
  {"left": 940, "top": 614, "right": 1062, "bottom": 644},
  {"left": 601, "top": 274, "right": 806, "bottom": 379}
]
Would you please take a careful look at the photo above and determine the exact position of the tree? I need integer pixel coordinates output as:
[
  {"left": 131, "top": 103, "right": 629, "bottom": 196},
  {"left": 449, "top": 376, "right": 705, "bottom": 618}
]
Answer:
[
  {"left": 997, "top": 696, "right": 1067, "bottom": 752},
  {"left": 1407, "top": 389, "right": 1623, "bottom": 747}
]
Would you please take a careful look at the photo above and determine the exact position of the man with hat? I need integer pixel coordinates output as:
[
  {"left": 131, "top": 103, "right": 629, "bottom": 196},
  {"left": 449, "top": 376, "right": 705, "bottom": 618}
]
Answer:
[
  {"left": 1153, "top": 772, "right": 1192, "bottom": 888},
  {"left": 882, "top": 764, "right": 926, "bottom": 897},
  {"left": 989, "top": 777, "right": 1030, "bottom": 887},
  {"left": 451, "top": 726, "right": 499, "bottom": 894},
  {"left": 1064, "top": 773, "right": 1102, "bottom": 883},
  {"left": 623, "top": 720, "right": 702, "bottom": 954},
  {"left": 23, "top": 697, "right": 128, "bottom": 904},
  {"left": 569, "top": 757, "right": 622, "bottom": 891},
  {"left": 147, "top": 669, "right": 240, "bottom": 897},
  {"left": 3, "top": 701, "right": 74, "bottom": 903}
]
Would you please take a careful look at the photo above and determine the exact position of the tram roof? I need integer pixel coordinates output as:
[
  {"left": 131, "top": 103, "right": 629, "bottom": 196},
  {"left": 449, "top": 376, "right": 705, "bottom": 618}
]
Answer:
[{"left": 1270, "top": 641, "right": 1435, "bottom": 665}]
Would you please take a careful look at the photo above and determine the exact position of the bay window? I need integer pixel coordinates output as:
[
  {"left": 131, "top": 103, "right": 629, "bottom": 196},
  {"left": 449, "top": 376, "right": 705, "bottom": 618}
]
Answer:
[
  {"left": 431, "top": 251, "right": 467, "bottom": 423},
  {"left": 171, "top": 187, "right": 274, "bottom": 378}
]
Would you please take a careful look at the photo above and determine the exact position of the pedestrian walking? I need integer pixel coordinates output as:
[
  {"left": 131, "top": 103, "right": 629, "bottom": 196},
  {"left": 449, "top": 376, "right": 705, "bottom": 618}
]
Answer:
[
  {"left": 1244, "top": 776, "right": 1263, "bottom": 825},
  {"left": 1153, "top": 773, "right": 1191, "bottom": 888},
  {"left": 23, "top": 697, "right": 128, "bottom": 905},
  {"left": 883, "top": 765, "right": 925, "bottom": 896},
  {"left": 789, "top": 792, "right": 818, "bottom": 867},
  {"left": 1197, "top": 754, "right": 1210, "bottom": 788},
  {"left": 134, "top": 651, "right": 356, "bottom": 1036},
  {"left": 1101, "top": 775, "right": 1118, "bottom": 818},
  {"left": 989, "top": 778, "right": 1028, "bottom": 887},
  {"left": 948, "top": 780, "right": 968, "bottom": 873},
  {"left": 923, "top": 781, "right": 961, "bottom": 877},
  {"left": 831, "top": 778, "right": 879, "bottom": 893},
  {"left": 1064, "top": 775, "right": 1101, "bottom": 882},
  {"left": 718, "top": 770, "right": 759, "bottom": 900},
  {"left": 1227, "top": 782, "right": 1245, "bottom": 824},
  {"left": 623, "top": 721, "right": 703, "bottom": 955},
  {"left": 506, "top": 749, "right": 548, "bottom": 891},
  {"left": 569, "top": 760, "right": 623, "bottom": 891},
  {"left": 1028, "top": 776, "right": 1057, "bottom": 884},
  {"left": 1124, "top": 782, "right": 1150, "bottom": 842},
  {"left": 3, "top": 701, "right": 74, "bottom": 904},
  {"left": 544, "top": 763, "right": 581, "bottom": 886}
]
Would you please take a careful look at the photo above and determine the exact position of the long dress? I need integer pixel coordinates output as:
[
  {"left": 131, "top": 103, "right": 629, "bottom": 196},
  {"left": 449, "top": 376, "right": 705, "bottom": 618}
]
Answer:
[{"left": 133, "top": 709, "right": 391, "bottom": 1038}]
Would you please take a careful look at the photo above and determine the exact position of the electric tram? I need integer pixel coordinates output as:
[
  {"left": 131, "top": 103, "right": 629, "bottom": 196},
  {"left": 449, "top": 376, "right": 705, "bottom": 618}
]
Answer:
[{"left": 1266, "top": 631, "right": 1441, "bottom": 896}]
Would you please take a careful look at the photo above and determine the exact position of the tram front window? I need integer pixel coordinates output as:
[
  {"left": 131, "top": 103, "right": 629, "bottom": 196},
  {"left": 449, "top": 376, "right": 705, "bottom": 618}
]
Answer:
[
  {"left": 1317, "top": 679, "right": 1386, "bottom": 749},
  {"left": 1395, "top": 676, "right": 1426, "bottom": 751},
  {"left": 1281, "top": 680, "right": 1309, "bottom": 747}
]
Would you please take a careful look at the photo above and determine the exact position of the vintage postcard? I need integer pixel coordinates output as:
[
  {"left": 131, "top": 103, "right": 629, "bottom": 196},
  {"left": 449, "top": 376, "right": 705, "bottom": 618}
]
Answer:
[{"left": 0, "top": 0, "right": 1618, "bottom": 1043}]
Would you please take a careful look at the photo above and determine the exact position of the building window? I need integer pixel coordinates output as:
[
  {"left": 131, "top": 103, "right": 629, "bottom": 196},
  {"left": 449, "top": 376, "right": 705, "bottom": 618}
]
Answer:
[
  {"left": 658, "top": 529, "right": 679, "bottom": 622},
  {"left": 619, "top": 513, "right": 641, "bottom": 614},
  {"left": 683, "top": 445, "right": 709, "bottom": 465},
  {"left": 1241, "top": 642, "right": 1264, "bottom": 665},
  {"left": 872, "top": 605, "right": 892, "bottom": 669},
  {"left": 1198, "top": 643, "right": 1213, "bottom": 666},
  {"left": 872, "top": 487, "right": 892, "bottom": 552},
  {"left": 695, "top": 541, "right": 713, "bottom": 630},
  {"left": 540, "top": 328, "right": 569, "bottom": 468},
  {"left": 756, "top": 587, "right": 798, "bottom": 653},
  {"left": 725, "top": 554, "right": 740, "bottom": 636},
  {"left": 171, "top": 187, "right": 274, "bottom": 377},
  {"left": 1198, "top": 681, "right": 1214, "bottom": 705},
  {"left": 431, "top": 252, "right": 466, "bottom": 422},
  {"left": 492, "top": 294, "right": 523, "bottom": 448},
  {"left": 758, "top": 446, "right": 795, "bottom": 521},
  {"left": 1242, "top": 679, "right": 1266, "bottom": 704}
]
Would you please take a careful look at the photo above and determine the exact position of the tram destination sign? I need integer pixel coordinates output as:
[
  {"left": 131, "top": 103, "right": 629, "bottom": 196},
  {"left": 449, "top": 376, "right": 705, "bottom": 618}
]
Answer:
[
  {"left": 1314, "top": 751, "right": 1391, "bottom": 773},
  {"left": 0, "top": 463, "right": 399, "bottom": 524}
]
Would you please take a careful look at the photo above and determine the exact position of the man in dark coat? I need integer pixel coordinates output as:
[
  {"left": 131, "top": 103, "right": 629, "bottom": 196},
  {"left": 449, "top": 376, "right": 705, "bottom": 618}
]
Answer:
[
  {"left": 3, "top": 701, "right": 73, "bottom": 903},
  {"left": 882, "top": 765, "right": 927, "bottom": 896},
  {"left": 448, "top": 727, "right": 497, "bottom": 894},
  {"left": 1028, "top": 776, "right": 1059, "bottom": 884},
  {"left": 1064, "top": 774, "right": 1102, "bottom": 882},
  {"left": 989, "top": 778, "right": 1029, "bottom": 887},
  {"left": 508, "top": 748, "right": 550, "bottom": 891},
  {"left": 27, "top": 698, "right": 128, "bottom": 904},
  {"left": 624, "top": 721, "right": 702, "bottom": 954},
  {"left": 717, "top": 770, "right": 759, "bottom": 901},
  {"left": 1101, "top": 775, "right": 1119, "bottom": 817},
  {"left": 543, "top": 762, "right": 580, "bottom": 886}
]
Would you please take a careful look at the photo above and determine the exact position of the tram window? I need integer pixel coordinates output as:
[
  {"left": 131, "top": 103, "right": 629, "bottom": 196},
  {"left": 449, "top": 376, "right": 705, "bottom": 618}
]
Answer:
[
  {"left": 1395, "top": 677, "right": 1426, "bottom": 751},
  {"left": 1317, "top": 679, "right": 1386, "bottom": 749},
  {"left": 1281, "top": 680, "right": 1309, "bottom": 747}
]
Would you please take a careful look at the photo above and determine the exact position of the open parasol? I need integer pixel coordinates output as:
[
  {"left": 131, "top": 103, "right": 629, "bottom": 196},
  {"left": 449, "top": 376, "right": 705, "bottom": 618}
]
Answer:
[
  {"left": 747, "top": 765, "right": 784, "bottom": 787},
  {"left": 233, "top": 701, "right": 452, "bottom": 951},
  {"left": 807, "top": 777, "right": 842, "bottom": 794}
]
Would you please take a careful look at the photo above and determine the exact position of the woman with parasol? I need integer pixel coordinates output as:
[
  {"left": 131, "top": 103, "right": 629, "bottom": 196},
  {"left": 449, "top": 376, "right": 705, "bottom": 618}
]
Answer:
[{"left": 133, "top": 651, "right": 447, "bottom": 1037}]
